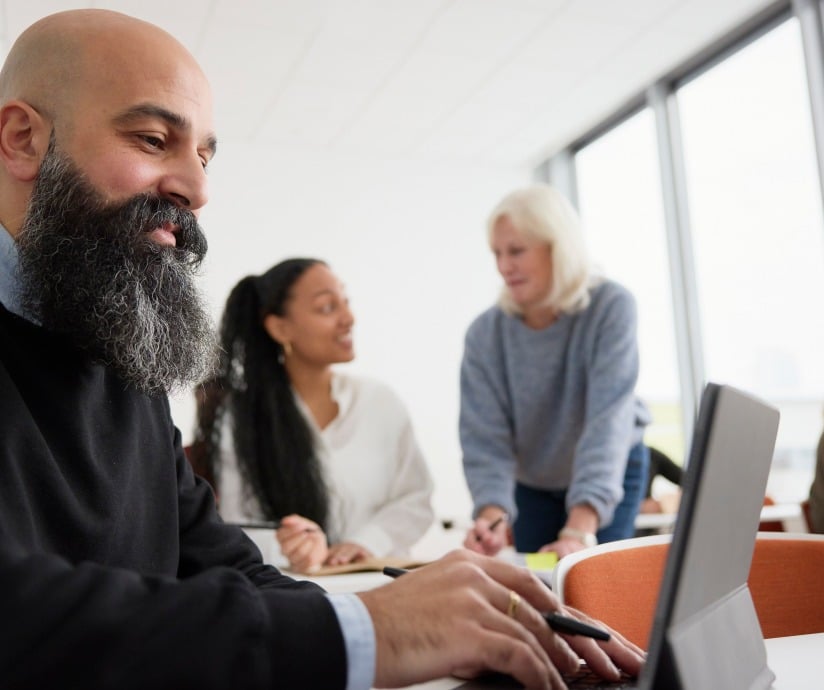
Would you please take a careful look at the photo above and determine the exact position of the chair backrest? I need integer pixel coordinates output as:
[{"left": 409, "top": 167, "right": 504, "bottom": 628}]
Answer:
[
  {"left": 747, "top": 532, "right": 824, "bottom": 638},
  {"left": 554, "top": 532, "right": 824, "bottom": 649},
  {"left": 553, "top": 534, "right": 671, "bottom": 649}
]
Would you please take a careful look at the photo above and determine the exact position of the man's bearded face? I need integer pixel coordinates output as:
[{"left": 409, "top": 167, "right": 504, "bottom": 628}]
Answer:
[{"left": 16, "top": 136, "right": 217, "bottom": 395}]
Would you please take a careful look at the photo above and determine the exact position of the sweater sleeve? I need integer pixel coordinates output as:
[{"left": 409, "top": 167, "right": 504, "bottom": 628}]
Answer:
[
  {"left": 0, "top": 427, "right": 349, "bottom": 690},
  {"left": 566, "top": 285, "right": 641, "bottom": 526},
  {"left": 459, "top": 313, "right": 519, "bottom": 519},
  {"left": 0, "top": 542, "right": 349, "bottom": 689}
]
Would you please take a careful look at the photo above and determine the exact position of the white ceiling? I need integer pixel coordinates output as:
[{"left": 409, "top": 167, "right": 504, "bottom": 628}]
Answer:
[{"left": 0, "top": 0, "right": 780, "bottom": 169}]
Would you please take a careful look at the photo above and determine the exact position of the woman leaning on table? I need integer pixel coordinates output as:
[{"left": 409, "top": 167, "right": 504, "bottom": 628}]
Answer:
[
  {"left": 461, "top": 183, "right": 651, "bottom": 559},
  {"left": 190, "top": 258, "right": 434, "bottom": 573}
]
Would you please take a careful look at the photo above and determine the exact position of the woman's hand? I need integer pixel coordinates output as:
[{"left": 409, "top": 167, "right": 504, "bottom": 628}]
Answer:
[
  {"left": 276, "top": 514, "right": 328, "bottom": 573},
  {"left": 464, "top": 507, "right": 509, "bottom": 556},
  {"left": 540, "top": 505, "right": 599, "bottom": 559},
  {"left": 325, "top": 542, "right": 373, "bottom": 566},
  {"left": 538, "top": 537, "right": 586, "bottom": 559}
]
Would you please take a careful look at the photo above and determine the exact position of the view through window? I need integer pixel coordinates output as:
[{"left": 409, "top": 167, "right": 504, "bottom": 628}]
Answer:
[
  {"left": 576, "top": 109, "right": 685, "bottom": 464},
  {"left": 678, "top": 17, "right": 824, "bottom": 499}
]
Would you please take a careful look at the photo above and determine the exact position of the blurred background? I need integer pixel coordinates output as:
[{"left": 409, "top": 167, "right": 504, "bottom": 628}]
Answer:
[{"left": 2, "top": 0, "right": 821, "bottom": 520}]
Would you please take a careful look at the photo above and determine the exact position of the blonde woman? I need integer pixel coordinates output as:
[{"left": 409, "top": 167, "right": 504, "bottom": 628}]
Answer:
[{"left": 461, "top": 184, "right": 651, "bottom": 559}]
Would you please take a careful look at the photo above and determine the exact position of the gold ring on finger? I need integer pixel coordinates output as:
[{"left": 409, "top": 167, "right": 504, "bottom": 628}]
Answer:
[{"left": 507, "top": 590, "right": 521, "bottom": 618}]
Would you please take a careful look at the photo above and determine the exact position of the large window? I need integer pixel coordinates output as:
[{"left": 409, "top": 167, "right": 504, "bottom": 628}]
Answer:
[
  {"left": 545, "top": 6, "right": 824, "bottom": 504},
  {"left": 576, "top": 109, "right": 684, "bottom": 462},
  {"left": 678, "top": 17, "right": 824, "bottom": 492}
]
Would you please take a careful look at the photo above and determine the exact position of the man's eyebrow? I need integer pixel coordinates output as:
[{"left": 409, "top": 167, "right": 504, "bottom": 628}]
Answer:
[{"left": 113, "top": 103, "right": 218, "bottom": 158}]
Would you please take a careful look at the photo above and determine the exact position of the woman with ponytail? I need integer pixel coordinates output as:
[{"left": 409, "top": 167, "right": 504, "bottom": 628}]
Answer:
[{"left": 190, "top": 259, "right": 434, "bottom": 573}]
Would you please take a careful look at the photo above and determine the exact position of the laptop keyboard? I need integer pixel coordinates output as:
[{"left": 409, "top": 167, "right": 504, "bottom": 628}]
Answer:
[
  {"left": 564, "top": 664, "right": 638, "bottom": 689},
  {"left": 453, "top": 665, "right": 639, "bottom": 689}
]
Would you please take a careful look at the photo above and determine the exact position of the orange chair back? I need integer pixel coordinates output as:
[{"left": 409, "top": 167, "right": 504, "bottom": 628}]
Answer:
[
  {"left": 748, "top": 536, "right": 824, "bottom": 638},
  {"left": 561, "top": 535, "right": 824, "bottom": 649},
  {"left": 561, "top": 542, "right": 668, "bottom": 649}
]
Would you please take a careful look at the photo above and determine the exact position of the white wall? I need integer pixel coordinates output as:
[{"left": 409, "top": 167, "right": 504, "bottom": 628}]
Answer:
[{"left": 167, "top": 140, "right": 529, "bottom": 522}]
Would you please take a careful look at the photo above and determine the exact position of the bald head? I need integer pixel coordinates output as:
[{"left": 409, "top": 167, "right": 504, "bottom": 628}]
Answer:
[
  {"left": 0, "top": 9, "right": 215, "bottom": 235},
  {"left": 0, "top": 9, "right": 207, "bottom": 132}
]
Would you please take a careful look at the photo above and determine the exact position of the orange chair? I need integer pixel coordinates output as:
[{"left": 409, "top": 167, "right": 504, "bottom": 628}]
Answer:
[
  {"left": 747, "top": 532, "right": 824, "bottom": 638},
  {"left": 553, "top": 534, "right": 670, "bottom": 649},
  {"left": 554, "top": 532, "right": 824, "bottom": 649}
]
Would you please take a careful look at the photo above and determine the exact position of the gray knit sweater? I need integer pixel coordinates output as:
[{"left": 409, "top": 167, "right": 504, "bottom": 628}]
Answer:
[{"left": 460, "top": 279, "right": 650, "bottom": 527}]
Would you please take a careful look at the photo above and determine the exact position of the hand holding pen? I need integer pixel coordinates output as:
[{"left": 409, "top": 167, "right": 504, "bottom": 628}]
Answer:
[
  {"left": 464, "top": 509, "right": 509, "bottom": 557},
  {"left": 354, "top": 550, "right": 644, "bottom": 688},
  {"left": 274, "top": 514, "right": 328, "bottom": 573},
  {"left": 383, "top": 567, "right": 610, "bottom": 641}
]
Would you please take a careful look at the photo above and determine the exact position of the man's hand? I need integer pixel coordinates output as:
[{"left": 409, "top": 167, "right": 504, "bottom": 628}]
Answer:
[{"left": 357, "top": 550, "right": 645, "bottom": 689}]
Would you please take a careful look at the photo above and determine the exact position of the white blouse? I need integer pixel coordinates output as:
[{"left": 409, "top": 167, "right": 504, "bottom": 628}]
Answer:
[{"left": 218, "top": 371, "right": 435, "bottom": 562}]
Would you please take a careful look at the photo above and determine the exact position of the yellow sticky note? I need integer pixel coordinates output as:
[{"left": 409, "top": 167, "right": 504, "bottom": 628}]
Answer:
[{"left": 524, "top": 551, "right": 558, "bottom": 571}]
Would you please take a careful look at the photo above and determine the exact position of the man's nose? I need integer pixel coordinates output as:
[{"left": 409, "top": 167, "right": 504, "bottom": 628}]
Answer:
[{"left": 158, "top": 153, "right": 209, "bottom": 213}]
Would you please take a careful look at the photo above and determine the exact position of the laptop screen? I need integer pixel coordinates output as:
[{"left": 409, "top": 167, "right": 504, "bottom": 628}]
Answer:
[
  {"left": 641, "top": 383, "right": 780, "bottom": 690},
  {"left": 454, "top": 383, "right": 780, "bottom": 690}
]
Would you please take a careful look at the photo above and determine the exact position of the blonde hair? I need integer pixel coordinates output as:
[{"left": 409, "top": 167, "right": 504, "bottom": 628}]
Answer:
[{"left": 487, "top": 183, "right": 596, "bottom": 315}]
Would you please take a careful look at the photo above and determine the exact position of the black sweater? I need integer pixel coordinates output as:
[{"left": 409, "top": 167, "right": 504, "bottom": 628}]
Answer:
[{"left": 0, "top": 303, "right": 347, "bottom": 689}]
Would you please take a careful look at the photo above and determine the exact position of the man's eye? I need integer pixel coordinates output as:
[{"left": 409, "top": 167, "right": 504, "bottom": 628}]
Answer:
[{"left": 140, "top": 135, "right": 164, "bottom": 149}]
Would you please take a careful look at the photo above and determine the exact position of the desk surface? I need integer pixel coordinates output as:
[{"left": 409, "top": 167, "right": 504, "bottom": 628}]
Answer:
[
  {"left": 634, "top": 501, "right": 802, "bottom": 531},
  {"left": 297, "top": 549, "right": 552, "bottom": 594},
  {"left": 387, "top": 633, "right": 822, "bottom": 689}
]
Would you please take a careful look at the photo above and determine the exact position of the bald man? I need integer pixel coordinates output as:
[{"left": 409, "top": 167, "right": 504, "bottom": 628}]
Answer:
[{"left": 0, "top": 10, "right": 643, "bottom": 690}]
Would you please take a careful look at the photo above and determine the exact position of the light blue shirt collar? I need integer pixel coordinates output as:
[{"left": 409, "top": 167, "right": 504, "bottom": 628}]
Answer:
[{"left": 0, "top": 223, "right": 36, "bottom": 322}]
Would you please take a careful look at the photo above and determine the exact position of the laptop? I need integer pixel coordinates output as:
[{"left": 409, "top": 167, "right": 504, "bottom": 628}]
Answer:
[{"left": 457, "top": 382, "right": 781, "bottom": 690}]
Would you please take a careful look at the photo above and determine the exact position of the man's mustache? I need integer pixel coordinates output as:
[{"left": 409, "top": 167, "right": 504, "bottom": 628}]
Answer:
[{"left": 111, "top": 194, "right": 208, "bottom": 265}]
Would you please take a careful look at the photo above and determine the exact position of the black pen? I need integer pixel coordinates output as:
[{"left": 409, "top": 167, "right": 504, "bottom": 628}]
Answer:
[
  {"left": 229, "top": 520, "right": 319, "bottom": 533},
  {"left": 382, "top": 567, "right": 610, "bottom": 642},
  {"left": 229, "top": 520, "right": 281, "bottom": 530},
  {"left": 475, "top": 512, "right": 508, "bottom": 542},
  {"left": 382, "top": 566, "right": 409, "bottom": 578},
  {"left": 543, "top": 612, "right": 610, "bottom": 641}
]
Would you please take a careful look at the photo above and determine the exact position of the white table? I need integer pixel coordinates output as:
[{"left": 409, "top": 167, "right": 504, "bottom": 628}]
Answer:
[
  {"left": 765, "top": 632, "right": 822, "bottom": 689},
  {"left": 296, "top": 548, "right": 553, "bottom": 594},
  {"left": 301, "top": 569, "right": 388, "bottom": 594},
  {"left": 391, "top": 633, "right": 823, "bottom": 689},
  {"left": 634, "top": 502, "right": 803, "bottom": 533}
]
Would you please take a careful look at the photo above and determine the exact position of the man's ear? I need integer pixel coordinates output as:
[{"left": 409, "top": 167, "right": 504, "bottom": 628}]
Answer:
[
  {"left": 0, "top": 100, "right": 51, "bottom": 182},
  {"left": 262, "top": 313, "right": 290, "bottom": 347}
]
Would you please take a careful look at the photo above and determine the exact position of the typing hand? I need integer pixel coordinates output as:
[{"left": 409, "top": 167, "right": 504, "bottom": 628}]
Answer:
[
  {"left": 559, "top": 605, "right": 646, "bottom": 682},
  {"left": 358, "top": 549, "right": 644, "bottom": 690},
  {"left": 276, "top": 514, "right": 328, "bottom": 573}
]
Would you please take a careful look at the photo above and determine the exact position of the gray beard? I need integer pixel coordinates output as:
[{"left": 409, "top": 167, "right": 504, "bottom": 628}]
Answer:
[{"left": 16, "top": 138, "right": 217, "bottom": 395}]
